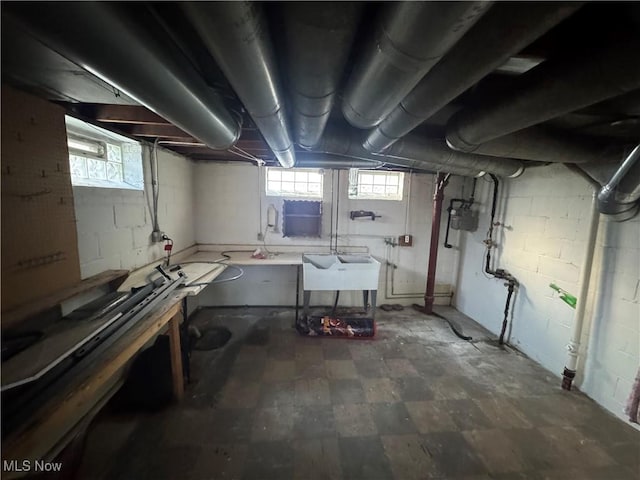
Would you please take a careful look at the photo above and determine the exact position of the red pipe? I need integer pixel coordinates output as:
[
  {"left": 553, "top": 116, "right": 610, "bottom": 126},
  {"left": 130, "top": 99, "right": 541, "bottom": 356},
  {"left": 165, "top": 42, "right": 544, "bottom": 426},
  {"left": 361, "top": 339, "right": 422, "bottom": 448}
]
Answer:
[{"left": 423, "top": 173, "right": 449, "bottom": 314}]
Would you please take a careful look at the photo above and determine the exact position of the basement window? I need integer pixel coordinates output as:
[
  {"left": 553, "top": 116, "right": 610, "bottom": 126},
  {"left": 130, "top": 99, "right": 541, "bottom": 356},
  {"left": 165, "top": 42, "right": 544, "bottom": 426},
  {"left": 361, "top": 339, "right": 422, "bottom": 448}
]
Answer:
[
  {"left": 65, "top": 116, "right": 144, "bottom": 190},
  {"left": 348, "top": 169, "right": 404, "bottom": 201},
  {"left": 266, "top": 167, "right": 323, "bottom": 198}
]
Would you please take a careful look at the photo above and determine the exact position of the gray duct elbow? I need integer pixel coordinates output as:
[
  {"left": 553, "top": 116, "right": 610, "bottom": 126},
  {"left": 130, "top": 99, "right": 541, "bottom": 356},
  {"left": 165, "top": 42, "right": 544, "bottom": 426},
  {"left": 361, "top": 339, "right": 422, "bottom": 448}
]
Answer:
[{"left": 597, "top": 145, "right": 640, "bottom": 221}]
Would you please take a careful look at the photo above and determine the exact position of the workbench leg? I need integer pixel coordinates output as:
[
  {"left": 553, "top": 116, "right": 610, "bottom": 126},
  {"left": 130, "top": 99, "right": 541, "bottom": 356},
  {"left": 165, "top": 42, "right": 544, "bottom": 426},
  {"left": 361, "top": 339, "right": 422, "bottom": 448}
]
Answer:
[
  {"left": 303, "top": 290, "right": 311, "bottom": 319},
  {"left": 181, "top": 298, "right": 191, "bottom": 383},
  {"left": 168, "top": 313, "right": 184, "bottom": 400},
  {"left": 370, "top": 290, "right": 377, "bottom": 318},
  {"left": 294, "top": 265, "right": 300, "bottom": 328}
]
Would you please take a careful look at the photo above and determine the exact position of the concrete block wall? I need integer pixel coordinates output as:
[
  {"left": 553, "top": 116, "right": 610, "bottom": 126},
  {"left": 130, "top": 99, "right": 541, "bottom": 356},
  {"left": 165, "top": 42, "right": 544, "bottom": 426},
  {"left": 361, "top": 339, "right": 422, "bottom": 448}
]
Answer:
[
  {"left": 582, "top": 213, "right": 640, "bottom": 420},
  {"left": 74, "top": 147, "right": 196, "bottom": 278},
  {"left": 193, "top": 162, "right": 467, "bottom": 307},
  {"left": 455, "top": 163, "right": 639, "bottom": 423}
]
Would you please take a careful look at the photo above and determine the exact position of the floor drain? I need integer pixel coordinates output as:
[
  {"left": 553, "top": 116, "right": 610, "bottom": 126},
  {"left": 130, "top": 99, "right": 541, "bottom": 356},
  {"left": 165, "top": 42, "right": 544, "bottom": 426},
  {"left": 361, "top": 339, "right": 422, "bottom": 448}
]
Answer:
[{"left": 193, "top": 327, "right": 232, "bottom": 351}]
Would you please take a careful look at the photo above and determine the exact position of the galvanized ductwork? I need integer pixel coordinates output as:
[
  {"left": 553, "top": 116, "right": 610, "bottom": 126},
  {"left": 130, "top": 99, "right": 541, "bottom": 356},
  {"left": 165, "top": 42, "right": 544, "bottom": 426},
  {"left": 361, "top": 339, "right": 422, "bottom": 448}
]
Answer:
[
  {"left": 294, "top": 153, "right": 384, "bottom": 170},
  {"left": 342, "top": 1, "right": 491, "bottom": 129},
  {"left": 595, "top": 145, "right": 640, "bottom": 221},
  {"left": 452, "top": 126, "right": 622, "bottom": 164},
  {"left": 183, "top": 2, "right": 296, "bottom": 168},
  {"left": 447, "top": 34, "right": 640, "bottom": 152},
  {"left": 364, "top": 2, "right": 581, "bottom": 153},
  {"left": 4, "top": 3, "right": 240, "bottom": 150},
  {"left": 311, "top": 127, "right": 524, "bottom": 178},
  {"left": 383, "top": 136, "right": 524, "bottom": 178},
  {"left": 282, "top": 2, "right": 362, "bottom": 148}
]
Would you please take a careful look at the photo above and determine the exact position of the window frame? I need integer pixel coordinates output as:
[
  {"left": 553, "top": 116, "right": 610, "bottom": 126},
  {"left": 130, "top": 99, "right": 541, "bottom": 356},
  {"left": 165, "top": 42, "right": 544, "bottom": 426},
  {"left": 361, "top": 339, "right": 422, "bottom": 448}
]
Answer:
[
  {"left": 348, "top": 169, "right": 404, "bottom": 201},
  {"left": 65, "top": 116, "right": 144, "bottom": 191},
  {"left": 265, "top": 167, "right": 324, "bottom": 199}
]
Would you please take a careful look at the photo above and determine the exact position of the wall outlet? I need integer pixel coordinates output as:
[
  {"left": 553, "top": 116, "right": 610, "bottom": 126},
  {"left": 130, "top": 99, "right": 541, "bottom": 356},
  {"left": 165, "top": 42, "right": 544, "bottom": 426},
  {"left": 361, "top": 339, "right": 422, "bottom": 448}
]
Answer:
[
  {"left": 399, "top": 234, "right": 413, "bottom": 247},
  {"left": 257, "top": 232, "right": 264, "bottom": 241}
]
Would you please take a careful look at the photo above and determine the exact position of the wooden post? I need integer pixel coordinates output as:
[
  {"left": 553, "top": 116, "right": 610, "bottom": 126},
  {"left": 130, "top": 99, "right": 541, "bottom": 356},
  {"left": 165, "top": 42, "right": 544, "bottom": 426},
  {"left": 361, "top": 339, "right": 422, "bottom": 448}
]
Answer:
[{"left": 168, "top": 312, "right": 184, "bottom": 400}]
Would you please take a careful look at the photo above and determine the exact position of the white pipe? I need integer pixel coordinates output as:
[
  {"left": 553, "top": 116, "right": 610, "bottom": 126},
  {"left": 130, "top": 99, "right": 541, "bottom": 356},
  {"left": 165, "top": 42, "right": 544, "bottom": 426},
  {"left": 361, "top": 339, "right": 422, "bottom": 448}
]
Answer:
[{"left": 563, "top": 189, "right": 600, "bottom": 388}]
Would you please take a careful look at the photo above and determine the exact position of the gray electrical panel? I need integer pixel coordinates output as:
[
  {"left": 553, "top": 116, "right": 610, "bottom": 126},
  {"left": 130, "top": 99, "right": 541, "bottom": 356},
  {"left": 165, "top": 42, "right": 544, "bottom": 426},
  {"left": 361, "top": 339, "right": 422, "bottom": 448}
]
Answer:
[{"left": 450, "top": 208, "right": 478, "bottom": 231}]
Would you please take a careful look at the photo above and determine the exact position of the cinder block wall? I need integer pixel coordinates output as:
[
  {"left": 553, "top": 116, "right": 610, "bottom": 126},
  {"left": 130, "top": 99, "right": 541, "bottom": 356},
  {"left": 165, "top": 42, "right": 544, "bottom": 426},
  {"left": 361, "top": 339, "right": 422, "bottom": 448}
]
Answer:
[
  {"left": 193, "top": 162, "right": 468, "bottom": 307},
  {"left": 455, "top": 163, "right": 639, "bottom": 423},
  {"left": 73, "top": 147, "right": 196, "bottom": 278}
]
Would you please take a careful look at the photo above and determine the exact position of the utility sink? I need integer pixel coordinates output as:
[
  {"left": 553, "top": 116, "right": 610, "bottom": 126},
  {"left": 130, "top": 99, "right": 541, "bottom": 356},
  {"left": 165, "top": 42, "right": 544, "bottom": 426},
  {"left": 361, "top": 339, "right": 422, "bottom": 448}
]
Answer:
[{"left": 302, "top": 254, "right": 381, "bottom": 291}]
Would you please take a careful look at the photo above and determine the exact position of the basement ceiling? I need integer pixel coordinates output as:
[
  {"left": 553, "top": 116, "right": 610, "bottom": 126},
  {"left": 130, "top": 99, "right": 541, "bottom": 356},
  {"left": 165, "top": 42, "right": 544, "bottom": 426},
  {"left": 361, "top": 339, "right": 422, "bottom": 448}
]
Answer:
[{"left": 2, "top": 2, "right": 639, "bottom": 172}]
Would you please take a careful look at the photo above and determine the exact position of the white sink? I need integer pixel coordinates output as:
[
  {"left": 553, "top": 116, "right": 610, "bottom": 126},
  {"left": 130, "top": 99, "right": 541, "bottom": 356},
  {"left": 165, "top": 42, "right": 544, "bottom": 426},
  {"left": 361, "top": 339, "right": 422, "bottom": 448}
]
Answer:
[{"left": 302, "top": 254, "right": 381, "bottom": 291}]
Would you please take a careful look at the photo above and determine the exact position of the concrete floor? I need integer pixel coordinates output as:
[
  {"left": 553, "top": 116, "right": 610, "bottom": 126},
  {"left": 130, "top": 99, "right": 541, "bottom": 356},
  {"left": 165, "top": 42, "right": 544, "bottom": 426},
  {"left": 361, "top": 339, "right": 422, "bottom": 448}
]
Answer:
[{"left": 79, "top": 306, "right": 640, "bottom": 479}]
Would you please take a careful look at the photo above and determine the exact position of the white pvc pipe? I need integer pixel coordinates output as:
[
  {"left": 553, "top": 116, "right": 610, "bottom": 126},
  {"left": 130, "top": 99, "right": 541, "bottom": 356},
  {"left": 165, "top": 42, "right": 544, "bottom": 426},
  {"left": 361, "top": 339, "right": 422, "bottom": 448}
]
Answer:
[{"left": 565, "top": 191, "right": 600, "bottom": 373}]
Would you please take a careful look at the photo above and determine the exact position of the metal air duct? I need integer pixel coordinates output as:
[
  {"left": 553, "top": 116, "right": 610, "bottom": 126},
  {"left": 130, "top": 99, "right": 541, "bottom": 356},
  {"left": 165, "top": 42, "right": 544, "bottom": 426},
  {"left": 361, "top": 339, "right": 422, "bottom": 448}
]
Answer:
[
  {"left": 342, "top": 1, "right": 491, "bottom": 129},
  {"left": 452, "top": 126, "right": 622, "bottom": 164},
  {"left": 294, "top": 153, "right": 384, "bottom": 170},
  {"left": 311, "top": 127, "right": 524, "bottom": 178},
  {"left": 447, "top": 35, "right": 640, "bottom": 152},
  {"left": 3, "top": 3, "right": 240, "bottom": 150},
  {"left": 184, "top": 2, "right": 296, "bottom": 168},
  {"left": 364, "top": 2, "right": 582, "bottom": 152},
  {"left": 282, "top": 2, "right": 362, "bottom": 148},
  {"left": 595, "top": 144, "right": 640, "bottom": 221}
]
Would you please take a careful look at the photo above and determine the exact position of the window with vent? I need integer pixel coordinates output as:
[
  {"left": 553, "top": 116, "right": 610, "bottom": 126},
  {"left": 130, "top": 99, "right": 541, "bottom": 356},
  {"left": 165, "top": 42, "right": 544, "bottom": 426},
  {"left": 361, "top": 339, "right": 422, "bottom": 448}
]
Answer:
[{"left": 348, "top": 169, "right": 404, "bottom": 201}]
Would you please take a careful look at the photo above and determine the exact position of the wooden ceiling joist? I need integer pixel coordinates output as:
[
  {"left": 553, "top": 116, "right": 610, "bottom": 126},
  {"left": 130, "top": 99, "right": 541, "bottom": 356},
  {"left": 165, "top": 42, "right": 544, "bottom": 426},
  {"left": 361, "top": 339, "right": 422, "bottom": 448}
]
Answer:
[
  {"left": 92, "top": 105, "right": 169, "bottom": 125},
  {"left": 129, "top": 124, "right": 190, "bottom": 138},
  {"left": 158, "top": 139, "right": 206, "bottom": 147},
  {"left": 172, "top": 145, "right": 270, "bottom": 155}
]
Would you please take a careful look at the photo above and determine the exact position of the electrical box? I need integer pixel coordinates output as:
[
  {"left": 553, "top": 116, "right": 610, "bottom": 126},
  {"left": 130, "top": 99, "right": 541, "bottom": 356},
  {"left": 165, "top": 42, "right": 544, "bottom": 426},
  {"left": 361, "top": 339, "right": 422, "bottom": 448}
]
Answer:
[
  {"left": 450, "top": 208, "right": 478, "bottom": 231},
  {"left": 398, "top": 234, "right": 413, "bottom": 246}
]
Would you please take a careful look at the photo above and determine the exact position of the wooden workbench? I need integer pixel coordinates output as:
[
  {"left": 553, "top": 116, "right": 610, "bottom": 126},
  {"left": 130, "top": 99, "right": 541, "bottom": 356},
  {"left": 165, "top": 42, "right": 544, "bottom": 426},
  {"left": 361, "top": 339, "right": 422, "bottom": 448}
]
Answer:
[
  {"left": 2, "top": 248, "right": 331, "bottom": 473},
  {"left": 1, "top": 290, "right": 188, "bottom": 476}
]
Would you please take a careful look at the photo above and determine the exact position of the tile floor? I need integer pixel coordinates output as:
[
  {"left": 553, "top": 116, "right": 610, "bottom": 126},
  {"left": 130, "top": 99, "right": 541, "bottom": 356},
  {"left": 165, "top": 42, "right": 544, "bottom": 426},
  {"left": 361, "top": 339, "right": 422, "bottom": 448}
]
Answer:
[{"left": 78, "top": 306, "right": 640, "bottom": 480}]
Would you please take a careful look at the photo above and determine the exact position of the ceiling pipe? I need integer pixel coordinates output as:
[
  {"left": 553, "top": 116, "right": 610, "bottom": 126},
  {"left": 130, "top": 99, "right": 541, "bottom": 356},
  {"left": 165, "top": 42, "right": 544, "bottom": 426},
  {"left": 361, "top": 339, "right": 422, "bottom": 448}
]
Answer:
[
  {"left": 147, "top": 4, "right": 234, "bottom": 96},
  {"left": 595, "top": 144, "right": 640, "bottom": 221},
  {"left": 452, "top": 126, "right": 623, "bottom": 164},
  {"left": 342, "top": 1, "right": 492, "bottom": 129},
  {"left": 446, "top": 34, "right": 640, "bottom": 152},
  {"left": 364, "top": 2, "right": 582, "bottom": 153},
  {"left": 282, "top": 2, "right": 363, "bottom": 149},
  {"left": 383, "top": 136, "right": 524, "bottom": 178},
  {"left": 311, "top": 127, "right": 523, "bottom": 178},
  {"left": 294, "top": 153, "right": 384, "bottom": 170},
  {"left": 3, "top": 3, "right": 240, "bottom": 150},
  {"left": 295, "top": 152, "right": 447, "bottom": 175},
  {"left": 183, "top": 2, "right": 296, "bottom": 168}
]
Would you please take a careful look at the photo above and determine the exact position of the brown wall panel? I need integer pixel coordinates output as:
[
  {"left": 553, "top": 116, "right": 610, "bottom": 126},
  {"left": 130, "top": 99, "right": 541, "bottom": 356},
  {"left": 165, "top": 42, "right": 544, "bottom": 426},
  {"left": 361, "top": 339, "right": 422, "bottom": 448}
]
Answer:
[{"left": 1, "top": 85, "right": 81, "bottom": 313}]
